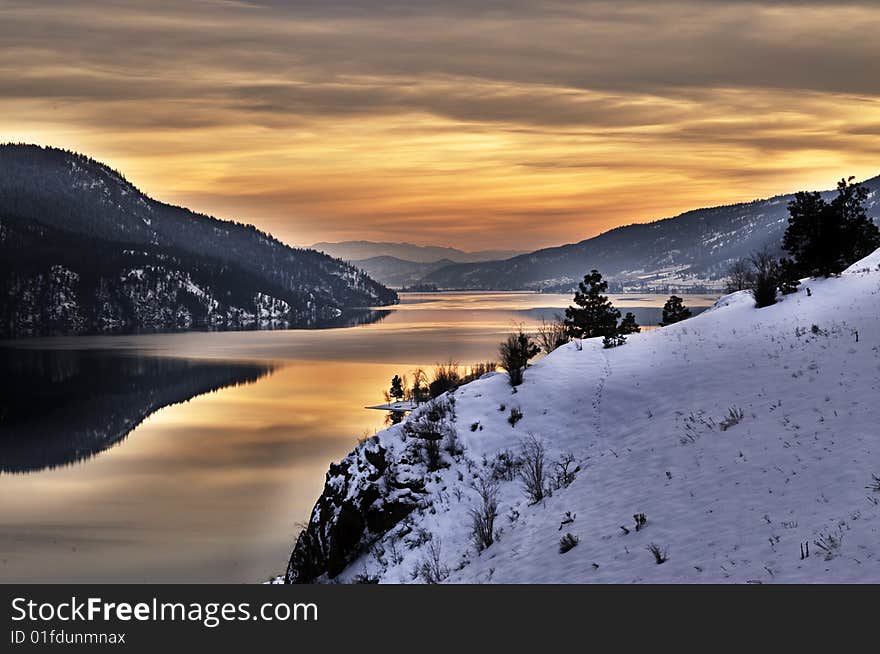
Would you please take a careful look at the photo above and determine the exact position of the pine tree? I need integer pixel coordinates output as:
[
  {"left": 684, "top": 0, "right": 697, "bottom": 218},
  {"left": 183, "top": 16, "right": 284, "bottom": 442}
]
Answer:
[
  {"left": 784, "top": 177, "right": 880, "bottom": 277},
  {"left": 618, "top": 312, "right": 640, "bottom": 335},
  {"left": 499, "top": 327, "right": 540, "bottom": 386},
  {"left": 602, "top": 334, "right": 626, "bottom": 349},
  {"left": 389, "top": 374, "right": 405, "bottom": 403},
  {"left": 563, "top": 270, "right": 620, "bottom": 339},
  {"left": 660, "top": 295, "right": 692, "bottom": 326},
  {"left": 777, "top": 257, "right": 801, "bottom": 295}
]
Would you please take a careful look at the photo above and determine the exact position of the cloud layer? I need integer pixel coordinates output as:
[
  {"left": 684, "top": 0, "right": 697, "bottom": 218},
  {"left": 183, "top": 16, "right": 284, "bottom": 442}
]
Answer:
[{"left": 3, "top": 1, "right": 879, "bottom": 248}]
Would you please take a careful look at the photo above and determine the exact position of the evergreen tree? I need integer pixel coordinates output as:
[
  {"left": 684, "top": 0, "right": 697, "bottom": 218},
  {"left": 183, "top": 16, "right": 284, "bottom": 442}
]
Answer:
[
  {"left": 783, "top": 177, "right": 880, "bottom": 277},
  {"left": 499, "top": 327, "right": 540, "bottom": 386},
  {"left": 564, "top": 270, "right": 621, "bottom": 339},
  {"left": 602, "top": 334, "right": 626, "bottom": 349},
  {"left": 777, "top": 257, "right": 802, "bottom": 295},
  {"left": 660, "top": 295, "right": 692, "bottom": 326},
  {"left": 618, "top": 312, "right": 641, "bottom": 335},
  {"left": 389, "top": 374, "right": 405, "bottom": 403}
]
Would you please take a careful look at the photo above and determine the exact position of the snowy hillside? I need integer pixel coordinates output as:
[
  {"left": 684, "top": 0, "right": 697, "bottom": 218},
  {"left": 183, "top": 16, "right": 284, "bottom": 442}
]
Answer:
[
  {"left": 286, "top": 248, "right": 880, "bottom": 583},
  {"left": 422, "top": 176, "right": 880, "bottom": 292}
]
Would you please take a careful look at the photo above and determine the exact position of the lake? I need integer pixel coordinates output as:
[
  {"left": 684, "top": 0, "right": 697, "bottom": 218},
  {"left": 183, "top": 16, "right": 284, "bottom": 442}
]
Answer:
[{"left": 0, "top": 292, "right": 717, "bottom": 582}]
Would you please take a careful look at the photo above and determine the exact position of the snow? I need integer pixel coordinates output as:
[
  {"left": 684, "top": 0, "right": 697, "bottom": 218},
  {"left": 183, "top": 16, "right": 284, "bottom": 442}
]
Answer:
[
  {"left": 844, "top": 249, "right": 880, "bottom": 274},
  {"left": 325, "top": 248, "right": 880, "bottom": 583},
  {"left": 366, "top": 400, "right": 419, "bottom": 412}
]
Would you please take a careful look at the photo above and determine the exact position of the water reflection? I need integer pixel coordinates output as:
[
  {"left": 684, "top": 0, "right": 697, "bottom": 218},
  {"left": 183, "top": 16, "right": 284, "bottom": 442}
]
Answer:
[
  {"left": 0, "top": 292, "right": 718, "bottom": 582},
  {"left": 0, "top": 349, "right": 273, "bottom": 473}
]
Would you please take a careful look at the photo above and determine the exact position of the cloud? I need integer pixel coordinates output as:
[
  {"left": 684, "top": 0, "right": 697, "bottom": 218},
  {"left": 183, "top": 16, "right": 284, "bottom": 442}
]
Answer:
[{"left": 2, "top": 1, "right": 879, "bottom": 248}]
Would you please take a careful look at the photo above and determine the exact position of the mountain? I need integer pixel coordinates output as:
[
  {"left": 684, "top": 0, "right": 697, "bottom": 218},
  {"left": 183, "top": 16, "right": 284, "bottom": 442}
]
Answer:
[
  {"left": 0, "top": 349, "right": 272, "bottom": 473},
  {"left": 422, "top": 176, "right": 880, "bottom": 292},
  {"left": 310, "top": 240, "right": 524, "bottom": 264},
  {"left": 284, "top": 247, "right": 880, "bottom": 583},
  {"left": 349, "top": 256, "right": 455, "bottom": 289},
  {"left": 0, "top": 144, "right": 397, "bottom": 337}
]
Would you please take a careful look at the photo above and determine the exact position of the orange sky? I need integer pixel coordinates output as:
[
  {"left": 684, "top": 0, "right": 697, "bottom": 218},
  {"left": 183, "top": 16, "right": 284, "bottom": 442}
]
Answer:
[{"left": 3, "top": 1, "right": 880, "bottom": 250}]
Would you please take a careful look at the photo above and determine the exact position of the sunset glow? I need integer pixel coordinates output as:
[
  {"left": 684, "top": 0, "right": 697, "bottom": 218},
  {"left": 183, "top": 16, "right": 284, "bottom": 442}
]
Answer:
[{"left": 3, "top": 1, "right": 879, "bottom": 250}]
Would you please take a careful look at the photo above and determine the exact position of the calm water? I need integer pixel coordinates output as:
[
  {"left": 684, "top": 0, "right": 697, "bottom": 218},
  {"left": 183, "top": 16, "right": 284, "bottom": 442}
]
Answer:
[{"left": 0, "top": 292, "right": 716, "bottom": 582}]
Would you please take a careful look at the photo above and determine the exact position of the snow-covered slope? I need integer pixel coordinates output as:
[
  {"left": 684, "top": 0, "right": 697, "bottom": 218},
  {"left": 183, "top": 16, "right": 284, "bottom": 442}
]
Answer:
[
  {"left": 286, "top": 249, "right": 880, "bottom": 583},
  {"left": 422, "top": 176, "right": 880, "bottom": 292}
]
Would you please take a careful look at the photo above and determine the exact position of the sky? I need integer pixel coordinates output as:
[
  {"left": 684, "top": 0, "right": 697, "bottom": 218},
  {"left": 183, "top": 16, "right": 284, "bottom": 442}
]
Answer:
[{"left": 2, "top": 0, "right": 880, "bottom": 251}]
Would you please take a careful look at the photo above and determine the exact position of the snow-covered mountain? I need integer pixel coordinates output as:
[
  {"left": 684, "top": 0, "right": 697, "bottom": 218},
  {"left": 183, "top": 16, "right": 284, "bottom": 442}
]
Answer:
[
  {"left": 285, "top": 247, "right": 880, "bottom": 583},
  {"left": 422, "top": 176, "right": 880, "bottom": 292},
  {"left": 0, "top": 145, "right": 397, "bottom": 337}
]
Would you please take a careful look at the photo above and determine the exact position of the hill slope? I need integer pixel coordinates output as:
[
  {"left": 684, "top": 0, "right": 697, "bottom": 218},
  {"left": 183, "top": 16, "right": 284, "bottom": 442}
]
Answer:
[
  {"left": 0, "top": 145, "right": 396, "bottom": 336},
  {"left": 349, "top": 256, "right": 455, "bottom": 288},
  {"left": 285, "top": 249, "right": 880, "bottom": 583},
  {"left": 311, "top": 241, "right": 523, "bottom": 264},
  {"left": 423, "top": 177, "right": 880, "bottom": 291}
]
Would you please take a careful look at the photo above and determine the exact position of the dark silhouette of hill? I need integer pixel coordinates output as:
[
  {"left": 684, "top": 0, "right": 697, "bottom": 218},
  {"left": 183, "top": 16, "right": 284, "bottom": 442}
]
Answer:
[
  {"left": 0, "top": 349, "right": 273, "bottom": 473},
  {"left": 0, "top": 144, "right": 397, "bottom": 336}
]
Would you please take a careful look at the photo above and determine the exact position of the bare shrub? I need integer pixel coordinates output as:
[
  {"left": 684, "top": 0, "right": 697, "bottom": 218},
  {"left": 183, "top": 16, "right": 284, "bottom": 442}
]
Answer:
[
  {"left": 537, "top": 314, "right": 569, "bottom": 354},
  {"left": 386, "top": 539, "right": 403, "bottom": 566},
  {"left": 866, "top": 474, "right": 880, "bottom": 493},
  {"left": 490, "top": 449, "right": 523, "bottom": 481},
  {"left": 552, "top": 453, "right": 579, "bottom": 490},
  {"left": 403, "top": 396, "right": 457, "bottom": 471},
  {"left": 443, "top": 427, "right": 464, "bottom": 458},
  {"left": 749, "top": 248, "right": 780, "bottom": 308},
  {"left": 469, "top": 475, "right": 499, "bottom": 552},
  {"left": 634, "top": 513, "right": 647, "bottom": 531},
  {"left": 429, "top": 361, "right": 461, "bottom": 398},
  {"left": 814, "top": 530, "right": 844, "bottom": 561},
  {"left": 648, "top": 542, "right": 668, "bottom": 564},
  {"left": 410, "top": 367, "right": 429, "bottom": 404},
  {"left": 352, "top": 570, "right": 380, "bottom": 584},
  {"left": 519, "top": 434, "right": 547, "bottom": 504},
  {"left": 461, "top": 361, "right": 497, "bottom": 384},
  {"left": 559, "top": 533, "right": 579, "bottom": 553},
  {"left": 719, "top": 406, "right": 745, "bottom": 431},
  {"left": 417, "top": 538, "right": 449, "bottom": 584},
  {"left": 423, "top": 438, "right": 441, "bottom": 471},
  {"left": 508, "top": 406, "right": 523, "bottom": 427},
  {"left": 726, "top": 258, "right": 755, "bottom": 293}
]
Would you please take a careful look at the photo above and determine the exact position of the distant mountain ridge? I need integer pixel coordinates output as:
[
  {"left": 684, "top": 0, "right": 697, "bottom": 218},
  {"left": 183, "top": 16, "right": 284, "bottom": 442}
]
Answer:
[
  {"left": 421, "top": 176, "right": 880, "bottom": 292},
  {"left": 0, "top": 144, "right": 396, "bottom": 336},
  {"left": 310, "top": 240, "right": 524, "bottom": 264},
  {"left": 350, "top": 256, "right": 456, "bottom": 289}
]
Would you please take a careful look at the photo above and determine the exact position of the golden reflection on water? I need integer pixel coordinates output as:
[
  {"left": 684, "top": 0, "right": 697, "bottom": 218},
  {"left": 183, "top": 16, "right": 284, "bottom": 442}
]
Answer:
[{"left": 0, "top": 292, "right": 717, "bottom": 582}]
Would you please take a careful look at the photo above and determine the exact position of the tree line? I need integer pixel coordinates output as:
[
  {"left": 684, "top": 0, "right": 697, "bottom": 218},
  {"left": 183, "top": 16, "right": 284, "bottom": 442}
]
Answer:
[
  {"left": 384, "top": 176, "right": 879, "bottom": 392},
  {"left": 726, "top": 177, "right": 879, "bottom": 307}
]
